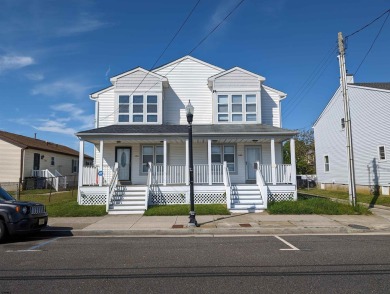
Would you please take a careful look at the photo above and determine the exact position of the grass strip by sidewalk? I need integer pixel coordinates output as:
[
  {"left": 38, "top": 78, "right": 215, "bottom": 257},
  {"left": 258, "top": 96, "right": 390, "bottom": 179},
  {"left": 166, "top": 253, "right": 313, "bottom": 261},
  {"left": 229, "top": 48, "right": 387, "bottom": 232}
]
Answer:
[
  {"left": 298, "top": 188, "right": 390, "bottom": 207},
  {"left": 17, "top": 191, "right": 107, "bottom": 217},
  {"left": 268, "top": 197, "right": 371, "bottom": 215},
  {"left": 144, "top": 204, "right": 230, "bottom": 216}
]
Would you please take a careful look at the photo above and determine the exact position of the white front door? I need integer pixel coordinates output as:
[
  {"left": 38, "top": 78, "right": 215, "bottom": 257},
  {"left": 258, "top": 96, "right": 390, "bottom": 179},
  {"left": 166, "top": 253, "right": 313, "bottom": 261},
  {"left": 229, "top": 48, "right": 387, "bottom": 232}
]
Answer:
[
  {"left": 245, "top": 146, "right": 261, "bottom": 181},
  {"left": 116, "top": 148, "right": 131, "bottom": 181}
]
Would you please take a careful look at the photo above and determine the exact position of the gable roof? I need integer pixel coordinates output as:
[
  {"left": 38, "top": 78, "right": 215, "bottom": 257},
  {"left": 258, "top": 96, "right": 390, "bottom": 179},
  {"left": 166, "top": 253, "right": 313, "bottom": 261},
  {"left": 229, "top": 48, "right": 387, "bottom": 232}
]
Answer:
[
  {"left": 0, "top": 131, "right": 92, "bottom": 159},
  {"left": 208, "top": 66, "right": 266, "bottom": 83},
  {"left": 152, "top": 55, "right": 224, "bottom": 73},
  {"left": 352, "top": 83, "right": 390, "bottom": 91},
  {"left": 90, "top": 85, "right": 114, "bottom": 99},
  {"left": 110, "top": 67, "right": 168, "bottom": 84}
]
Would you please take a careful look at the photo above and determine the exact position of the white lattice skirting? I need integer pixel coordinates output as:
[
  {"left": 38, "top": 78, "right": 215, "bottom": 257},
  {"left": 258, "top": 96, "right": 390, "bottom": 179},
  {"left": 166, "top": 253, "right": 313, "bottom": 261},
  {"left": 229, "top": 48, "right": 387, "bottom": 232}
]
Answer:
[
  {"left": 149, "top": 192, "right": 226, "bottom": 205},
  {"left": 268, "top": 192, "right": 295, "bottom": 202},
  {"left": 80, "top": 192, "right": 107, "bottom": 205}
]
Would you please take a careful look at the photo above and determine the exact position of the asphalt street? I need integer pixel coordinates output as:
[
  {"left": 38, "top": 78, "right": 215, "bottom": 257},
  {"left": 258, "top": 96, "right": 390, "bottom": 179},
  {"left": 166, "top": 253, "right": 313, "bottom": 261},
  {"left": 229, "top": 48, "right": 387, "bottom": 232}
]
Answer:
[{"left": 1, "top": 235, "right": 390, "bottom": 293}]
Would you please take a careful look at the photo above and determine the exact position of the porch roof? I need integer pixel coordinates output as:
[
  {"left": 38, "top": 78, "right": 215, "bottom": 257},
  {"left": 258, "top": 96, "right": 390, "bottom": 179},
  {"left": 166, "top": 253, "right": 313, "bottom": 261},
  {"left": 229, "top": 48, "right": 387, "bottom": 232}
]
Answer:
[{"left": 76, "top": 124, "right": 297, "bottom": 144}]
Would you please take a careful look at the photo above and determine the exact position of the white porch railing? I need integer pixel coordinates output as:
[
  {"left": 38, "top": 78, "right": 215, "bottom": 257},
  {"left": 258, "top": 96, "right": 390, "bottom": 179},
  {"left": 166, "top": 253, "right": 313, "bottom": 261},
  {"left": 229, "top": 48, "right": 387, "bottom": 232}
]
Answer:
[
  {"left": 222, "top": 162, "right": 231, "bottom": 209},
  {"left": 150, "top": 164, "right": 224, "bottom": 185},
  {"left": 31, "top": 169, "right": 60, "bottom": 191},
  {"left": 83, "top": 166, "right": 98, "bottom": 186},
  {"left": 106, "top": 163, "right": 119, "bottom": 212},
  {"left": 256, "top": 161, "right": 268, "bottom": 209},
  {"left": 259, "top": 164, "right": 292, "bottom": 184}
]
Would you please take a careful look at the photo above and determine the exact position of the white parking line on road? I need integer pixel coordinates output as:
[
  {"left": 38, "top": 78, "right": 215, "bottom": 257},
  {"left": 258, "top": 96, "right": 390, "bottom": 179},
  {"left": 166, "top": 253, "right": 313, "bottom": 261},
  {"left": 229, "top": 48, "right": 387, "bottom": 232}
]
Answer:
[
  {"left": 6, "top": 237, "right": 60, "bottom": 253},
  {"left": 274, "top": 235, "right": 300, "bottom": 251}
]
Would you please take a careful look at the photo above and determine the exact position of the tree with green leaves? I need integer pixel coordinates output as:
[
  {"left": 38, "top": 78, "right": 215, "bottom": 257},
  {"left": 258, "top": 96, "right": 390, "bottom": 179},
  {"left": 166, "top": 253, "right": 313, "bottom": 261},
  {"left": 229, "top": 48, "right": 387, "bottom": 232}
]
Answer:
[{"left": 284, "top": 129, "right": 316, "bottom": 175}]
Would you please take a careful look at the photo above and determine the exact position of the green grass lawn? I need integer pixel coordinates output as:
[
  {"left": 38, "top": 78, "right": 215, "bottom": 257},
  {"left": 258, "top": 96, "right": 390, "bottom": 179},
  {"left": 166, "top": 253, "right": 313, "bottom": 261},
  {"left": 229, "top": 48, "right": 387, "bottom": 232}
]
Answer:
[
  {"left": 268, "top": 196, "right": 371, "bottom": 215},
  {"left": 16, "top": 190, "right": 107, "bottom": 217},
  {"left": 144, "top": 204, "right": 230, "bottom": 216},
  {"left": 298, "top": 188, "right": 390, "bottom": 207}
]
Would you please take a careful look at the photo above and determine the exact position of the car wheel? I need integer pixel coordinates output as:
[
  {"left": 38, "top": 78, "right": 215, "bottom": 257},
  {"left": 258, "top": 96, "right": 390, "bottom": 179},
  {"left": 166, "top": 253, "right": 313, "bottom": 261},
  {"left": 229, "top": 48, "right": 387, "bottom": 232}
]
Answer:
[
  {"left": 309, "top": 182, "right": 315, "bottom": 188},
  {"left": 0, "top": 220, "right": 6, "bottom": 243}
]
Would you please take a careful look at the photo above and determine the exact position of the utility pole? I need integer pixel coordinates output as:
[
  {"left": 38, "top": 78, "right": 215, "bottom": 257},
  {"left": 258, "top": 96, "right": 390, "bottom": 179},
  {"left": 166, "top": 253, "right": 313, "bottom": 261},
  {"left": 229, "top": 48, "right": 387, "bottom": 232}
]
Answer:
[{"left": 338, "top": 32, "right": 357, "bottom": 206}]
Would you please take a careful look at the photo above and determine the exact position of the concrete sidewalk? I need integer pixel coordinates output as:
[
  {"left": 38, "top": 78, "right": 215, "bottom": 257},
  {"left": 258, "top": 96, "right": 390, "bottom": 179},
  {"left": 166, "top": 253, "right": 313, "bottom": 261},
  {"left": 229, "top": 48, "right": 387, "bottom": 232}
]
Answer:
[{"left": 44, "top": 206, "right": 390, "bottom": 236}]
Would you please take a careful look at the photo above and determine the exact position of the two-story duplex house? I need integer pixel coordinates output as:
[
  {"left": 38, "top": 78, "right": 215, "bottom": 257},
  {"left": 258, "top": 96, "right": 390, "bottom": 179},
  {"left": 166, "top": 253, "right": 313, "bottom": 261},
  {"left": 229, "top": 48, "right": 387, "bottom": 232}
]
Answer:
[
  {"left": 314, "top": 77, "right": 390, "bottom": 194},
  {"left": 76, "top": 56, "right": 297, "bottom": 214}
]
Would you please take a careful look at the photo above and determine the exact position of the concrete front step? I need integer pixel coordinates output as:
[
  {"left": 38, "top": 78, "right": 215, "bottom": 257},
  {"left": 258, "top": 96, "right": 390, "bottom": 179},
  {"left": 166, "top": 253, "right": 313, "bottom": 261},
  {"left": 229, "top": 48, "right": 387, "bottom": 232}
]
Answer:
[
  {"left": 112, "top": 196, "right": 145, "bottom": 201},
  {"left": 232, "top": 199, "right": 263, "bottom": 204},
  {"left": 108, "top": 209, "right": 145, "bottom": 215},
  {"left": 230, "top": 208, "right": 264, "bottom": 213}
]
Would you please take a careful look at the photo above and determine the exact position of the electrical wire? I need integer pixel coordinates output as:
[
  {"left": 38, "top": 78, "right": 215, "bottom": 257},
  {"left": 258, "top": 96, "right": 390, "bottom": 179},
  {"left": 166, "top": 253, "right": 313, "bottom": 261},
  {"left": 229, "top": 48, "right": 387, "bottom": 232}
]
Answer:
[
  {"left": 354, "top": 12, "right": 389, "bottom": 75},
  {"left": 98, "top": 0, "right": 246, "bottom": 123}
]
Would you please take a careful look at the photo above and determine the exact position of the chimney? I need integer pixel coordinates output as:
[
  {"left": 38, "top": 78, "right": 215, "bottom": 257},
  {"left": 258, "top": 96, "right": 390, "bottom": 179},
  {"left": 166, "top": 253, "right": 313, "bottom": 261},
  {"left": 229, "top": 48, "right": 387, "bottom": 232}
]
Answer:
[{"left": 346, "top": 73, "right": 354, "bottom": 84}]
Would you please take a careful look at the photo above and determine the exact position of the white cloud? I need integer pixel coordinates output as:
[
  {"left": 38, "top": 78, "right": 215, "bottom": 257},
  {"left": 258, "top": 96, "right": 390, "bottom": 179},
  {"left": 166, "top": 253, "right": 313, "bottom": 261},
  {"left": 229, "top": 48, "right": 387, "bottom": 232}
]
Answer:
[
  {"left": 50, "top": 103, "right": 95, "bottom": 129},
  {"left": 31, "top": 80, "right": 90, "bottom": 98},
  {"left": 33, "top": 119, "right": 76, "bottom": 135},
  {"left": 57, "top": 16, "right": 108, "bottom": 36},
  {"left": 0, "top": 55, "right": 34, "bottom": 72},
  {"left": 26, "top": 72, "right": 44, "bottom": 81}
]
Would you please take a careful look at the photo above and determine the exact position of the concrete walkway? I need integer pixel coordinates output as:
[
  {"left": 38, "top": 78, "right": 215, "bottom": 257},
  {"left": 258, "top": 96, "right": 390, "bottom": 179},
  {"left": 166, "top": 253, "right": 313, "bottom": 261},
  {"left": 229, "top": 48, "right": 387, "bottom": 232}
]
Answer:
[{"left": 44, "top": 206, "right": 390, "bottom": 236}]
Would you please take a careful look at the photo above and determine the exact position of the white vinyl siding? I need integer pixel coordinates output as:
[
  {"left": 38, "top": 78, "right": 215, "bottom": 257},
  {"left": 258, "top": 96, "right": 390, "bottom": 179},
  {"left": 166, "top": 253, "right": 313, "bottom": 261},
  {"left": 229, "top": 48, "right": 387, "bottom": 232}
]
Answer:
[
  {"left": 115, "top": 70, "right": 161, "bottom": 92},
  {"left": 97, "top": 88, "right": 115, "bottom": 127},
  {"left": 0, "top": 140, "right": 21, "bottom": 182},
  {"left": 261, "top": 86, "right": 281, "bottom": 127},
  {"left": 154, "top": 58, "right": 222, "bottom": 125},
  {"left": 314, "top": 86, "right": 390, "bottom": 186},
  {"left": 214, "top": 69, "right": 260, "bottom": 90}
]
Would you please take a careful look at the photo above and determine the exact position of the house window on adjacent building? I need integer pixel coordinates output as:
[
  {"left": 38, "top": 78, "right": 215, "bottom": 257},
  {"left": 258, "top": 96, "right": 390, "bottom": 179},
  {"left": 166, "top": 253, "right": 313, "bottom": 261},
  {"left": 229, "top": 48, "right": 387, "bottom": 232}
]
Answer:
[
  {"left": 142, "top": 145, "right": 164, "bottom": 172},
  {"left": 211, "top": 145, "right": 235, "bottom": 172},
  {"left": 118, "top": 94, "right": 159, "bottom": 123},
  {"left": 51, "top": 157, "right": 55, "bottom": 166},
  {"left": 341, "top": 118, "right": 345, "bottom": 129},
  {"left": 324, "top": 155, "right": 330, "bottom": 172},
  {"left": 217, "top": 94, "right": 257, "bottom": 123},
  {"left": 379, "top": 146, "right": 386, "bottom": 160},
  {"left": 72, "top": 159, "right": 79, "bottom": 173}
]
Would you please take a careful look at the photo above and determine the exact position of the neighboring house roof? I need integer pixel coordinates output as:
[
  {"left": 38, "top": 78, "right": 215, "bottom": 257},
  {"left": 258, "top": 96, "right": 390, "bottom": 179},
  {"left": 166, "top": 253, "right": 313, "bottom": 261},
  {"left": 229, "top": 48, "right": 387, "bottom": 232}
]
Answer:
[
  {"left": 77, "top": 124, "right": 297, "bottom": 139},
  {"left": 0, "top": 131, "right": 93, "bottom": 159},
  {"left": 352, "top": 83, "right": 390, "bottom": 91}
]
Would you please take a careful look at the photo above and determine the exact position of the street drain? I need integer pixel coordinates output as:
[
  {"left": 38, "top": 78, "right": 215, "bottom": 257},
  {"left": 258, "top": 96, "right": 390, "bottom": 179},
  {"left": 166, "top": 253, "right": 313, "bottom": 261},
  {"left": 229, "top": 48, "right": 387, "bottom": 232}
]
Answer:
[
  {"left": 239, "top": 224, "right": 252, "bottom": 227},
  {"left": 172, "top": 225, "right": 184, "bottom": 229},
  {"left": 348, "top": 224, "right": 370, "bottom": 230}
]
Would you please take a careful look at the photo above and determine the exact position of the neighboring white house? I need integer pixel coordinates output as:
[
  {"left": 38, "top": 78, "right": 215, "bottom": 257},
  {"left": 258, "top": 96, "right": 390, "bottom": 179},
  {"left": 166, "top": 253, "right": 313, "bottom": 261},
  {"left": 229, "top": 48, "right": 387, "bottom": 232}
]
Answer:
[
  {"left": 0, "top": 130, "right": 93, "bottom": 189},
  {"left": 313, "top": 78, "right": 390, "bottom": 194},
  {"left": 76, "top": 55, "right": 298, "bottom": 214}
]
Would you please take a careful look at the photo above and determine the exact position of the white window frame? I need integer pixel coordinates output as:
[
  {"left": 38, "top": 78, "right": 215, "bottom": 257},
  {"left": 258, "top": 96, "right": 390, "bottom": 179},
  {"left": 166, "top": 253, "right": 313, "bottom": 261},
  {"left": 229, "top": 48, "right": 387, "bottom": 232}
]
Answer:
[
  {"left": 211, "top": 144, "right": 236, "bottom": 172},
  {"left": 378, "top": 146, "right": 386, "bottom": 161},
  {"left": 324, "top": 155, "right": 330, "bottom": 172},
  {"left": 141, "top": 145, "right": 164, "bottom": 173},
  {"left": 117, "top": 93, "right": 160, "bottom": 124},
  {"left": 215, "top": 92, "right": 259, "bottom": 123}
]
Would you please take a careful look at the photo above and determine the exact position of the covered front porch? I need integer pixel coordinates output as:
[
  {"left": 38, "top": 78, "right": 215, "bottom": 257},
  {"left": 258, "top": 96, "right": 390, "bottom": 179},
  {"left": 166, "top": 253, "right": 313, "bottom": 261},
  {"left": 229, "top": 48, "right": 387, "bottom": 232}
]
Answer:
[{"left": 76, "top": 124, "right": 297, "bottom": 213}]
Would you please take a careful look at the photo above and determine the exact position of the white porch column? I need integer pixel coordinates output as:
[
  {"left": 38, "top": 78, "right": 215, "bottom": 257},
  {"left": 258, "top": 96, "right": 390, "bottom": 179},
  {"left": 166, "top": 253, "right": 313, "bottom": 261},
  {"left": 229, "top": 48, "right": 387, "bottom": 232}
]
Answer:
[
  {"left": 208, "top": 139, "right": 212, "bottom": 185},
  {"left": 163, "top": 139, "right": 167, "bottom": 186},
  {"left": 185, "top": 139, "right": 189, "bottom": 185},
  {"left": 290, "top": 138, "right": 297, "bottom": 185},
  {"left": 78, "top": 139, "right": 84, "bottom": 204},
  {"left": 271, "top": 138, "right": 276, "bottom": 185},
  {"left": 99, "top": 140, "right": 104, "bottom": 187}
]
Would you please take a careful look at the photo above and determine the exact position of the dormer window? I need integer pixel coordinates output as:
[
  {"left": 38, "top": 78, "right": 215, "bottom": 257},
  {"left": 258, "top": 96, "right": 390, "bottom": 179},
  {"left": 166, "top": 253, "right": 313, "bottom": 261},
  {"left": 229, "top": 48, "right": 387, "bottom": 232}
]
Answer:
[
  {"left": 217, "top": 93, "right": 258, "bottom": 123},
  {"left": 118, "top": 94, "right": 159, "bottom": 123}
]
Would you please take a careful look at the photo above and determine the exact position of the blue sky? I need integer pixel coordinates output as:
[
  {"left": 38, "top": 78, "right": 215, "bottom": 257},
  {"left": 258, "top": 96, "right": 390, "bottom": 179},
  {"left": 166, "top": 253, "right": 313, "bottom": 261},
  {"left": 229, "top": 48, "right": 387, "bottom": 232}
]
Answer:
[{"left": 0, "top": 0, "right": 389, "bottom": 156}]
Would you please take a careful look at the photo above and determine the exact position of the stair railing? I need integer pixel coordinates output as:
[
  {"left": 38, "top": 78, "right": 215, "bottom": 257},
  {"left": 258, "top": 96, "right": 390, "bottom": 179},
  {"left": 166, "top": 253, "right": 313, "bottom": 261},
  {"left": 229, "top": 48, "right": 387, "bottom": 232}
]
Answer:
[
  {"left": 106, "top": 162, "right": 119, "bottom": 212},
  {"left": 256, "top": 161, "right": 268, "bottom": 209},
  {"left": 145, "top": 162, "right": 153, "bottom": 209},
  {"left": 223, "top": 161, "right": 232, "bottom": 209}
]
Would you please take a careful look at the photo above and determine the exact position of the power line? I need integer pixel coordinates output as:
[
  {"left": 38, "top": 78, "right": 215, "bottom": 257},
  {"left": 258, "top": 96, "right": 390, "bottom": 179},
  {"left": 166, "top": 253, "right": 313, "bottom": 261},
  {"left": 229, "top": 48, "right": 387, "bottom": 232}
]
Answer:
[
  {"left": 345, "top": 8, "right": 390, "bottom": 39},
  {"left": 98, "top": 0, "right": 201, "bottom": 123},
  {"left": 99, "top": 0, "right": 246, "bottom": 123},
  {"left": 354, "top": 12, "right": 389, "bottom": 75}
]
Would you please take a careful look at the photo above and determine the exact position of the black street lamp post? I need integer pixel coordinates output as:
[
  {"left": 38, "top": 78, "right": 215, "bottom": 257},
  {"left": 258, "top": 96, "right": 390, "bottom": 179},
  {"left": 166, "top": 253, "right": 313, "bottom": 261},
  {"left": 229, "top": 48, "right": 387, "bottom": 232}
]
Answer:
[{"left": 186, "top": 101, "right": 197, "bottom": 227}]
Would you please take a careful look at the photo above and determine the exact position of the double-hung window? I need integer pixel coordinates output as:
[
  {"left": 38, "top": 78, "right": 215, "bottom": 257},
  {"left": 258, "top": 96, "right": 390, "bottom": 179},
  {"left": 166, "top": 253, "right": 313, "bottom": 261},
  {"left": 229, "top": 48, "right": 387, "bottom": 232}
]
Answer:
[
  {"left": 217, "top": 94, "right": 257, "bottom": 122},
  {"left": 71, "top": 159, "right": 78, "bottom": 173},
  {"left": 211, "top": 145, "right": 235, "bottom": 172},
  {"left": 324, "top": 155, "right": 330, "bottom": 172},
  {"left": 379, "top": 146, "right": 386, "bottom": 160},
  {"left": 118, "top": 94, "right": 158, "bottom": 123},
  {"left": 142, "top": 145, "right": 164, "bottom": 172},
  {"left": 51, "top": 157, "right": 55, "bottom": 166}
]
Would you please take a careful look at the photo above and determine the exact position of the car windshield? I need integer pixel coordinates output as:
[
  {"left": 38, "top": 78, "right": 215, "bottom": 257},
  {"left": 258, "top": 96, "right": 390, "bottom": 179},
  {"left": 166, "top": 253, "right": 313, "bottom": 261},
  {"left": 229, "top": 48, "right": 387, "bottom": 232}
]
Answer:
[{"left": 0, "top": 187, "right": 15, "bottom": 201}]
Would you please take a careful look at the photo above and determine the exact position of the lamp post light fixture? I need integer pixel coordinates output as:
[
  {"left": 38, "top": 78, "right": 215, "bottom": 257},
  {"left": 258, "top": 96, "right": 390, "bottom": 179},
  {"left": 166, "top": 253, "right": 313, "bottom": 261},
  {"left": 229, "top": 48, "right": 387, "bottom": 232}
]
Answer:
[{"left": 186, "top": 100, "right": 197, "bottom": 227}]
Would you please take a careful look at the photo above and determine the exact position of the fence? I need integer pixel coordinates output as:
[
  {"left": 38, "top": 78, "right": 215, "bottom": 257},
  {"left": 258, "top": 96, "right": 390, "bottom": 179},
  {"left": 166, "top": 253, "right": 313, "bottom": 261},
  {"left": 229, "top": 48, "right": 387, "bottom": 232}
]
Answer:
[{"left": 0, "top": 175, "right": 78, "bottom": 200}]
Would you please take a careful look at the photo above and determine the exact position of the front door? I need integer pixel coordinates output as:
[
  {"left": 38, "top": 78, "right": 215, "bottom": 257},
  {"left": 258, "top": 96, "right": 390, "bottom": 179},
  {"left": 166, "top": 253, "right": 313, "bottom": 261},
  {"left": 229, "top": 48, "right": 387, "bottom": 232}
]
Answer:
[
  {"left": 33, "top": 153, "right": 40, "bottom": 170},
  {"left": 245, "top": 146, "right": 261, "bottom": 181},
  {"left": 116, "top": 148, "right": 131, "bottom": 181}
]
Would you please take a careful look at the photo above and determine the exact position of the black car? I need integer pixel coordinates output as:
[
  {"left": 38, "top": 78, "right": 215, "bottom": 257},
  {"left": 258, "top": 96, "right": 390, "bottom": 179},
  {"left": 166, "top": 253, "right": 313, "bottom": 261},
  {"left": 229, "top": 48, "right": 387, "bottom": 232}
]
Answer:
[
  {"left": 0, "top": 187, "right": 48, "bottom": 242},
  {"left": 296, "top": 176, "right": 316, "bottom": 189}
]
